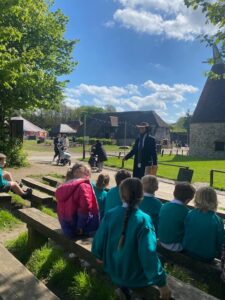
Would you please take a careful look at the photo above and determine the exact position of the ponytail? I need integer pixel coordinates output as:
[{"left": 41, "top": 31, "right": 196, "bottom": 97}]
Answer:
[{"left": 118, "top": 179, "right": 143, "bottom": 249}]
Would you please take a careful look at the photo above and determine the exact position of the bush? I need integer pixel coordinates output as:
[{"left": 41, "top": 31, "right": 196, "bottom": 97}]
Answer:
[
  {"left": 3, "top": 139, "right": 28, "bottom": 167},
  {"left": 76, "top": 137, "right": 115, "bottom": 145}
]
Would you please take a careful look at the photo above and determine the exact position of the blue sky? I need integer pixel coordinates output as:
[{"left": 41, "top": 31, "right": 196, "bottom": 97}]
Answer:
[{"left": 53, "top": 0, "right": 216, "bottom": 123}]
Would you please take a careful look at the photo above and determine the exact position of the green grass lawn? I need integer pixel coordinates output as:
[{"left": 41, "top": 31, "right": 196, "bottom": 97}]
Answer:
[
  {"left": 105, "top": 155, "right": 225, "bottom": 190},
  {"left": 23, "top": 140, "right": 121, "bottom": 153},
  {"left": 0, "top": 210, "right": 21, "bottom": 231}
]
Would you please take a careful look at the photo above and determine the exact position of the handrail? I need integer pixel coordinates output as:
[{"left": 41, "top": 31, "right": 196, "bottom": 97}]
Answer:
[{"left": 210, "top": 169, "right": 225, "bottom": 187}]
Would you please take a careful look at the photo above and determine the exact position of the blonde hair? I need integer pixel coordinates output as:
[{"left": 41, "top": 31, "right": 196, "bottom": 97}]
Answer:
[
  {"left": 0, "top": 153, "right": 6, "bottom": 165},
  {"left": 142, "top": 175, "right": 158, "bottom": 194},
  {"left": 194, "top": 186, "right": 218, "bottom": 211},
  {"left": 96, "top": 173, "right": 110, "bottom": 190},
  {"left": 65, "top": 163, "right": 91, "bottom": 182}
]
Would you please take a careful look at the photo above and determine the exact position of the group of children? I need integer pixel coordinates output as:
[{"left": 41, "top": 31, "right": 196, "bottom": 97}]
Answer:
[{"left": 55, "top": 162, "right": 225, "bottom": 300}]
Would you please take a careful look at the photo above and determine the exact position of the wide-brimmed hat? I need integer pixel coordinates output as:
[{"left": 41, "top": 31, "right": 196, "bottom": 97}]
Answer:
[{"left": 136, "top": 122, "right": 150, "bottom": 128}]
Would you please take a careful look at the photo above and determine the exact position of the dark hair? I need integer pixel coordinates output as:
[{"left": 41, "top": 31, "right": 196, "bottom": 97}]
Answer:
[
  {"left": 118, "top": 178, "right": 143, "bottom": 249},
  {"left": 96, "top": 173, "right": 110, "bottom": 190},
  {"left": 173, "top": 182, "right": 195, "bottom": 203},
  {"left": 115, "top": 169, "right": 131, "bottom": 186}
]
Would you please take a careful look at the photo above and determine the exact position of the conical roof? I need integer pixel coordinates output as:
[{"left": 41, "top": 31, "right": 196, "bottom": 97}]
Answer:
[{"left": 191, "top": 49, "right": 225, "bottom": 124}]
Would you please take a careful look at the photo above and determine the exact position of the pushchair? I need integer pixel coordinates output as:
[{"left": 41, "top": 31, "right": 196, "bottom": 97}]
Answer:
[
  {"left": 88, "top": 147, "right": 98, "bottom": 172},
  {"left": 57, "top": 145, "right": 71, "bottom": 166}
]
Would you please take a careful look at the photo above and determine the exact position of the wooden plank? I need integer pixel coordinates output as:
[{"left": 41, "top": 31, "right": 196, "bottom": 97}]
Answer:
[
  {"left": 22, "top": 186, "right": 54, "bottom": 208},
  {"left": 157, "top": 244, "right": 221, "bottom": 279},
  {"left": 21, "top": 178, "right": 56, "bottom": 196},
  {"left": 0, "top": 193, "right": 11, "bottom": 209},
  {"left": 18, "top": 208, "right": 219, "bottom": 300},
  {"left": 0, "top": 244, "right": 59, "bottom": 300},
  {"left": 42, "top": 176, "right": 62, "bottom": 188}
]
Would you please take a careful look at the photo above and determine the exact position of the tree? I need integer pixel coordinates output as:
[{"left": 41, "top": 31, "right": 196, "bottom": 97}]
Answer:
[
  {"left": 185, "top": 0, "right": 225, "bottom": 60},
  {"left": 105, "top": 104, "right": 117, "bottom": 112},
  {"left": 0, "top": 0, "right": 77, "bottom": 150}
]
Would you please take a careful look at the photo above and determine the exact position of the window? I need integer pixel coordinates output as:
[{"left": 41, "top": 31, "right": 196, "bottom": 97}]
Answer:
[{"left": 215, "top": 141, "right": 225, "bottom": 151}]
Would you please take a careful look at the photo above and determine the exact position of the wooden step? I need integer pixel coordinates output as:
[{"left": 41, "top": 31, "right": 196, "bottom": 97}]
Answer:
[
  {"left": 0, "top": 244, "right": 59, "bottom": 300},
  {"left": 0, "top": 193, "right": 11, "bottom": 209},
  {"left": 42, "top": 176, "right": 62, "bottom": 188},
  {"left": 21, "top": 178, "right": 56, "bottom": 196},
  {"left": 22, "top": 186, "right": 54, "bottom": 208},
  {"left": 19, "top": 208, "right": 219, "bottom": 300}
]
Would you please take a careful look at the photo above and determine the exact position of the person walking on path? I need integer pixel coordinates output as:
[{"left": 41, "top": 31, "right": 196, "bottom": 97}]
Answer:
[
  {"left": 123, "top": 122, "right": 158, "bottom": 179},
  {"left": 53, "top": 133, "right": 62, "bottom": 162},
  {"left": 93, "top": 140, "right": 108, "bottom": 172}
]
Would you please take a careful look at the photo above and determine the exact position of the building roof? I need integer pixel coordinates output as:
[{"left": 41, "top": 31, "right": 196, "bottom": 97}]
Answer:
[
  {"left": 191, "top": 49, "right": 225, "bottom": 124},
  {"left": 51, "top": 124, "right": 76, "bottom": 134},
  {"left": 76, "top": 110, "right": 169, "bottom": 139},
  {"left": 11, "top": 116, "right": 46, "bottom": 133}
]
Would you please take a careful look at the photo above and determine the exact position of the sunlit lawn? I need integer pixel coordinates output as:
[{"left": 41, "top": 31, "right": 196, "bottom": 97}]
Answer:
[{"left": 105, "top": 155, "right": 225, "bottom": 190}]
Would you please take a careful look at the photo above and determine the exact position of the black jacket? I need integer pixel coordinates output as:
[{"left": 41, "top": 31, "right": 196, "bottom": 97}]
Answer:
[
  {"left": 93, "top": 142, "right": 108, "bottom": 162},
  {"left": 125, "top": 134, "right": 157, "bottom": 178}
]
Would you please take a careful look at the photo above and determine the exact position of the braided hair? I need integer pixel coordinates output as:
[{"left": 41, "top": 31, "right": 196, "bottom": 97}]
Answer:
[{"left": 118, "top": 178, "right": 143, "bottom": 249}]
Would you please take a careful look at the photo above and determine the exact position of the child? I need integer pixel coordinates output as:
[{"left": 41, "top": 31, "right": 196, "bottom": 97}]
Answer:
[
  {"left": 183, "top": 186, "right": 225, "bottom": 262},
  {"left": 158, "top": 182, "right": 195, "bottom": 252},
  {"left": 56, "top": 163, "right": 100, "bottom": 238},
  {"left": 140, "top": 175, "right": 162, "bottom": 233},
  {"left": 92, "top": 178, "right": 171, "bottom": 300},
  {"left": 104, "top": 169, "right": 131, "bottom": 214},
  {"left": 92, "top": 173, "right": 110, "bottom": 219},
  {"left": 0, "top": 153, "right": 32, "bottom": 199}
]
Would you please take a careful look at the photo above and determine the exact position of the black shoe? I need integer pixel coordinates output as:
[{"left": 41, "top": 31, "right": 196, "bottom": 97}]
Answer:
[{"left": 22, "top": 188, "right": 32, "bottom": 200}]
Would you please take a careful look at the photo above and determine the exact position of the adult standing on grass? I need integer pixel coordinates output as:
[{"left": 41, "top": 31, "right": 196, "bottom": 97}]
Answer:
[
  {"left": 93, "top": 140, "right": 108, "bottom": 172},
  {"left": 123, "top": 122, "right": 158, "bottom": 179}
]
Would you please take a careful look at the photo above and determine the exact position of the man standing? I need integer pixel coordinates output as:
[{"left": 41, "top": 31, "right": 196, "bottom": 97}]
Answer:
[{"left": 123, "top": 122, "right": 157, "bottom": 179}]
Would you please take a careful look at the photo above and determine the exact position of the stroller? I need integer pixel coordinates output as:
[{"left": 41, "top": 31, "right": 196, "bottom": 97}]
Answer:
[
  {"left": 57, "top": 145, "right": 71, "bottom": 166},
  {"left": 88, "top": 146, "right": 98, "bottom": 172}
]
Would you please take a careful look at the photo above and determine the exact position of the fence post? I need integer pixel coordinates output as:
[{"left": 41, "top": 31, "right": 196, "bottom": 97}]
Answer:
[{"left": 210, "top": 170, "right": 214, "bottom": 187}]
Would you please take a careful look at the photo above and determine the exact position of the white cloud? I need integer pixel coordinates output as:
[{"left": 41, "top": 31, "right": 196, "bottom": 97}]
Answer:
[
  {"left": 64, "top": 79, "right": 198, "bottom": 117},
  {"left": 110, "top": 0, "right": 217, "bottom": 40}
]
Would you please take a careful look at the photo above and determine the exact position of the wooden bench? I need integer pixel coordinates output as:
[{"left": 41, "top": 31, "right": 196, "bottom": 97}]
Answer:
[
  {"left": 22, "top": 178, "right": 56, "bottom": 197},
  {"left": 0, "top": 244, "right": 59, "bottom": 300},
  {"left": 42, "top": 176, "right": 62, "bottom": 188},
  {"left": 18, "top": 208, "right": 218, "bottom": 300},
  {"left": 0, "top": 193, "right": 11, "bottom": 209}
]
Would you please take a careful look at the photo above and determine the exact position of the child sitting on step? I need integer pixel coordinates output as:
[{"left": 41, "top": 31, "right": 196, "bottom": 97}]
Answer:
[
  {"left": 56, "top": 163, "right": 100, "bottom": 238},
  {"left": 0, "top": 153, "right": 32, "bottom": 199},
  {"left": 92, "top": 173, "right": 110, "bottom": 219},
  {"left": 92, "top": 177, "right": 171, "bottom": 300},
  {"left": 140, "top": 175, "right": 162, "bottom": 234},
  {"left": 158, "top": 182, "right": 195, "bottom": 252},
  {"left": 104, "top": 169, "right": 131, "bottom": 214},
  {"left": 183, "top": 186, "right": 225, "bottom": 262}
]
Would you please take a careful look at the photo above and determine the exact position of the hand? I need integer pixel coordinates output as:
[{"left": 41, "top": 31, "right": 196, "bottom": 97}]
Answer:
[
  {"left": 122, "top": 157, "right": 126, "bottom": 161},
  {"left": 159, "top": 285, "right": 171, "bottom": 300}
]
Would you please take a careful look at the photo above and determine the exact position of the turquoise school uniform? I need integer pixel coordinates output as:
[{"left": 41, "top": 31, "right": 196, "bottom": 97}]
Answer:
[
  {"left": 0, "top": 167, "right": 8, "bottom": 187},
  {"left": 139, "top": 193, "right": 162, "bottom": 233},
  {"left": 92, "top": 205, "right": 166, "bottom": 288},
  {"left": 183, "top": 209, "right": 225, "bottom": 261},
  {"left": 158, "top": 200, "right": 189, "bottom": 244},
  {"left": 104, "top": 186, "right": 121, "bottom": 214},
  {"left": 92, "top": 183, "right": 108, "bottom": 219}
]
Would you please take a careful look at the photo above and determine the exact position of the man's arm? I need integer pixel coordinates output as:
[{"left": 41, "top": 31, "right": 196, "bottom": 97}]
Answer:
[{"left": 123, "top": 139, "right": 138, "bottom": 160}]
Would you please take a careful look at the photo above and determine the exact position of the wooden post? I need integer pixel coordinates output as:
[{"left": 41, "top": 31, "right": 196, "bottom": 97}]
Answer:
[
  {"left": 210, "top": 170, "right": 214, "bottom": 187},
  {"left": 27, "top": 225, "right": 48, "bottom": 250}
]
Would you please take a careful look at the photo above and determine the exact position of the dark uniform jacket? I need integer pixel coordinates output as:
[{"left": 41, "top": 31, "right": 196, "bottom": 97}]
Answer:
[{"left": 124, "top": 133, "right": 157, "bottom": 179}]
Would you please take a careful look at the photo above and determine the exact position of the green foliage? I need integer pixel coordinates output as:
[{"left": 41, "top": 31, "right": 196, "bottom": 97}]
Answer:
[
  {"left": 9, "top": 191, "right": 28, "bottom": 206},
  {"left": 185, "top": 0, "right": 225, "bottom": 63},
  {"left": 4, "top": 139, "right": 28, "bottom": 167},
  {"left": 76, "top": 137, "right": 115, "bottom": 145},
  {"left": 69, "top": 271, "right": 115, "bottom": 300},
  {"left": 6, "top": 232, "right": 32, "bottom": 264},
  {"left": 0, "top": 209, "right": 21, "bottom": 231}
]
